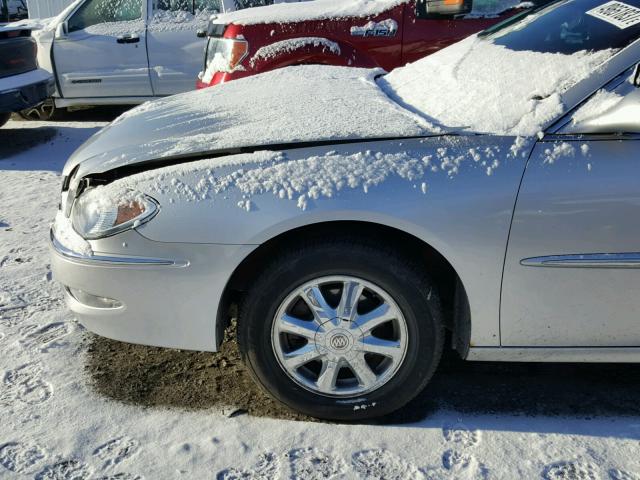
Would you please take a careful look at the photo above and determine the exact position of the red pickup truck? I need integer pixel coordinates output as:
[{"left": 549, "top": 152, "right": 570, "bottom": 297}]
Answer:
[{"left": 196, "top": 0, "right": 532, "bottom": 88}]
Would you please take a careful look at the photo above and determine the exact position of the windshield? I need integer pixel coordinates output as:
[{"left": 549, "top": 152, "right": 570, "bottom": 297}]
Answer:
[
  {"left": 381, "top": 0, "right": 639, "bottom": 136},
  {"left": 482, "top": 0, "right": 640, "bottom": 53}
]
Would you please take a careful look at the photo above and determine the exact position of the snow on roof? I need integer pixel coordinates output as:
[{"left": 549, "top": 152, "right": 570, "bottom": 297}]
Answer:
[{"left": 381, "top": 35, "right": 617, "bottom": 136}]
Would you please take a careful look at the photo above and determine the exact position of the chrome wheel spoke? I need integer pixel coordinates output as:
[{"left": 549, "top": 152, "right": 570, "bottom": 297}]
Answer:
[
  {"left": 282, "top": 343, "right": 323, "bottom": 370},
  {"left": 272, "top": 275, "right": 408, "bottom": 398},
  {"left": 336, "top": 280, "right": 364, "bottom": 321},
  {"left": 277, "top": 313, "right": 321, "bottom": 339},
  {"left": 349, "top": 354, "right": 377, "bottom": 388},
  {"left": 358, "top": 336, "right": 404, "bottom": 362},
  {"left": 353, "top": 303, "right": 396, "bottom": 334},
  {"left": 302, "top": 285, "right": 336, "bottom": 323},
  {"left": 316, "top": 360, "right": 340, "bottom": 394}
]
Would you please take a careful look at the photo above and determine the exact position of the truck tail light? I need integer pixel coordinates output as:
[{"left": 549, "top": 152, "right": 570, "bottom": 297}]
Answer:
[
  {"left": 227, "top": 40, "right": 249, "bottom": 71},
  {"left": 416, "top": 0, "right": 473, "bottom": 18},
  {"left": 205, "top": 37, "right": 249, "bottom": 75}
]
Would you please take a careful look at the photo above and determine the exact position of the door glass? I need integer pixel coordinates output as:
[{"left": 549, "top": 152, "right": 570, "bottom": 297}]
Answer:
[
  {"left": 195, "top": 0, "right": 223, "bottom": 12},
  {"left": 155, "top": 0, "right": 192, "bottom": 12},
  {"left": 68, "top": 0, "right": 143, "bottom": 32},
  {"left": 152, "top": 0, "right": 224, "bottom": 25},
  {"left": 232, "top": 0, "right": 273, "bottom": 8}
]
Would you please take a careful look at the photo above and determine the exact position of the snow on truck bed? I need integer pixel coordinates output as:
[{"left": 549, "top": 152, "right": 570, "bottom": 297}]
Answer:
[{"left": 213, "top": 0, "right": 528, "bottom": 25}]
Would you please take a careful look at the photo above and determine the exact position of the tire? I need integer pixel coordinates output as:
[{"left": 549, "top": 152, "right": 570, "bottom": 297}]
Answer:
[
  {"left": 18, "top": 98, "right": 57, "bottom": 121},
  {"left": 237, "top": 238, "right": 444, "bottom": 421},
  {"left": 0, "top": 112, "right": 10, "bottom": 128}
]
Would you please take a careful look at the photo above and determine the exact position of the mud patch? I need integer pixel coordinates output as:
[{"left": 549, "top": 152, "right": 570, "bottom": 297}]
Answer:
[{"left": 85, "top": 325, "right": 309, "bottom": 421}]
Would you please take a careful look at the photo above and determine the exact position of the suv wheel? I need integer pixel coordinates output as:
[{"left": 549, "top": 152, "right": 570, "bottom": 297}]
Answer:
[
  {"left": 19, "top": 99, "right": 57, "bottom": 121},
  {"left": 237, "top": 238, "right": 444, "bottom": 420}
]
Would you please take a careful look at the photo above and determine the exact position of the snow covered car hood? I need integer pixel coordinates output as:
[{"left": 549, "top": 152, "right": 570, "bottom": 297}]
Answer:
[{"left": 64, "top": 65, "right": 435, "bottom": 178}]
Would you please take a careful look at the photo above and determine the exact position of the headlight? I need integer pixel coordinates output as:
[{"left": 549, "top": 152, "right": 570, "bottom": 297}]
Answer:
[{"left": 72, "top": 189, "right": 159, "bottom": 240}]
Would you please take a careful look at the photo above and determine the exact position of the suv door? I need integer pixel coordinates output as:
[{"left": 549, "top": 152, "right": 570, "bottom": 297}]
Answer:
[
  {"left": 53, "top": 0, "right": 152, "bottom": 99},
  {"left": 146, "top": 0, "right": 221, "bottom": 96},
  {"left": 501, "top": 68, "right": 640, "bottom": 347}
]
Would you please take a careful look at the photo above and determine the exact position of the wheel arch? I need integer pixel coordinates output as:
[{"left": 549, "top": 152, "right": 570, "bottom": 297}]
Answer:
[
  {"left": 247, "top": 38, "right": 378, "bottom": 74},
  {"left": 216, "top": 220, "right": 472, "bottom": 358}
]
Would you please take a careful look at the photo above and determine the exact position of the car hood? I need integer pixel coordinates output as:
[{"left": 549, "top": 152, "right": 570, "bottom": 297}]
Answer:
[{"left": 64, "top": 65, "right": 437, "bottom": 178}]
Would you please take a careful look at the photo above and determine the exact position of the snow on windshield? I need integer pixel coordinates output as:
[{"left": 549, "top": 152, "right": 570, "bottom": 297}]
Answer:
[{"left": 381, "top": 35, "right": 616, "bottom": 136}]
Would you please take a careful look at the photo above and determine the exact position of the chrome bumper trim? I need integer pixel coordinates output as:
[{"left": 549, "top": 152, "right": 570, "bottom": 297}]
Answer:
[
  {"left": 50, "top": 229, "right": 188, "bottom": 267},
  {"left": 521, "top": 252, "right": 640, "bottom": 268}
]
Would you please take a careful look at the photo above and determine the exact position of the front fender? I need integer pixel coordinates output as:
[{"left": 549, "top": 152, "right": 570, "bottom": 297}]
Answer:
[{"left": 99, "top": 135, "right": 532, "bottom": 348}]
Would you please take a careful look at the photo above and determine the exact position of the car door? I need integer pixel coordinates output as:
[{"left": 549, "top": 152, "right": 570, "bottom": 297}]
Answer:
[
  {"left": 53, "top": 0, "right": 153, "bottom": 99},
  {"left": 501, "top": 68, "right": 640, "bottom": 347},
  {"left": 146, "top": 0, "right": 220, "bottom": 96}
]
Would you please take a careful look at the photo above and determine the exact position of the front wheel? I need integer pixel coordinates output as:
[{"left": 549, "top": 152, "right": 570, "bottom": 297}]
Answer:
[{"left": 237, "top": 239, "right": 444, "bottom": 421}]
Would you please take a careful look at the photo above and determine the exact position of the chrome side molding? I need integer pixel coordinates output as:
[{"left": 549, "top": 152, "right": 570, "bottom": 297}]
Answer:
[
  {"left": 521, "top": 253, "right": 640, "bottom": 268},
  {"left": 50, "top": 229, "right": 189, "bottom": 267}
]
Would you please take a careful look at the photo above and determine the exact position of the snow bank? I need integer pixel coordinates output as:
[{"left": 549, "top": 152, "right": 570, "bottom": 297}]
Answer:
[
  {"left": 381, "top": 36, "right": 616, "bottom": 136},
  {"left": 249, "top": 37, "right": 340, "bottom": 67}
]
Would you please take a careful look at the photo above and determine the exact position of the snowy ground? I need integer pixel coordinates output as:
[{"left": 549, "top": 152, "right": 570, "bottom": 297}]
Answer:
[{"left": 1, "top": 116, "right": 640, "bottom": 480}]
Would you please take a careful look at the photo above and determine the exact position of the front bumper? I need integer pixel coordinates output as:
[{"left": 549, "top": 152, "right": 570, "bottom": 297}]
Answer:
[
  {"left": 0, "top": 69, "right": 55, "bottom": 113},
  {"left": 50, "top": 227, "right": 254, "bottom": 352}
]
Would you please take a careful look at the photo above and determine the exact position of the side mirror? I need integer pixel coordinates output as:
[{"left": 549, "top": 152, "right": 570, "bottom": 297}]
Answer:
[
  {"left": 54, "top": 21, "right": 68, "bottom": 39},
  {"left": 196, "top": 29, "right": 207, "bottom": 38},
  {"left": 415, "top": 0, "right": 473, "bottom": 18},
  {"left": 560, "top": 88, "right": 640, "bottom": 135}
]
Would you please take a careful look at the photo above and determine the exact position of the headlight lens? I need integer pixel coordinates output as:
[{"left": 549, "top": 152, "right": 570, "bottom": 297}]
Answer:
[{"left": 72, "top": 189, "right": 159, "bottom": 240}]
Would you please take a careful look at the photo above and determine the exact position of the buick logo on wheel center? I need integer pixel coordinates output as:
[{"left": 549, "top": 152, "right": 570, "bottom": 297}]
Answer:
[{"left": 330, "top": 334, "right": 349, "bottom": 350}]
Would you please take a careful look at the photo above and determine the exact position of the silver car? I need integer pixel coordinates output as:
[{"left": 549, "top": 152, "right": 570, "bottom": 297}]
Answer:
[{"left": 51, "top": 0, "right": 640, "bottom": 420}]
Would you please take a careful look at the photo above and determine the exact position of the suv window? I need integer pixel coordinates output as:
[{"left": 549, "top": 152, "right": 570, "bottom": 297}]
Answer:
[
  {"left": 233, "top": 0, "right": 273, "bottom": 8},
  {"left": 68, "top": 0, "right": 143, "bottom": 32},
  {"left": 153, "top": 0, "right": 224, "bottom": 13}
]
